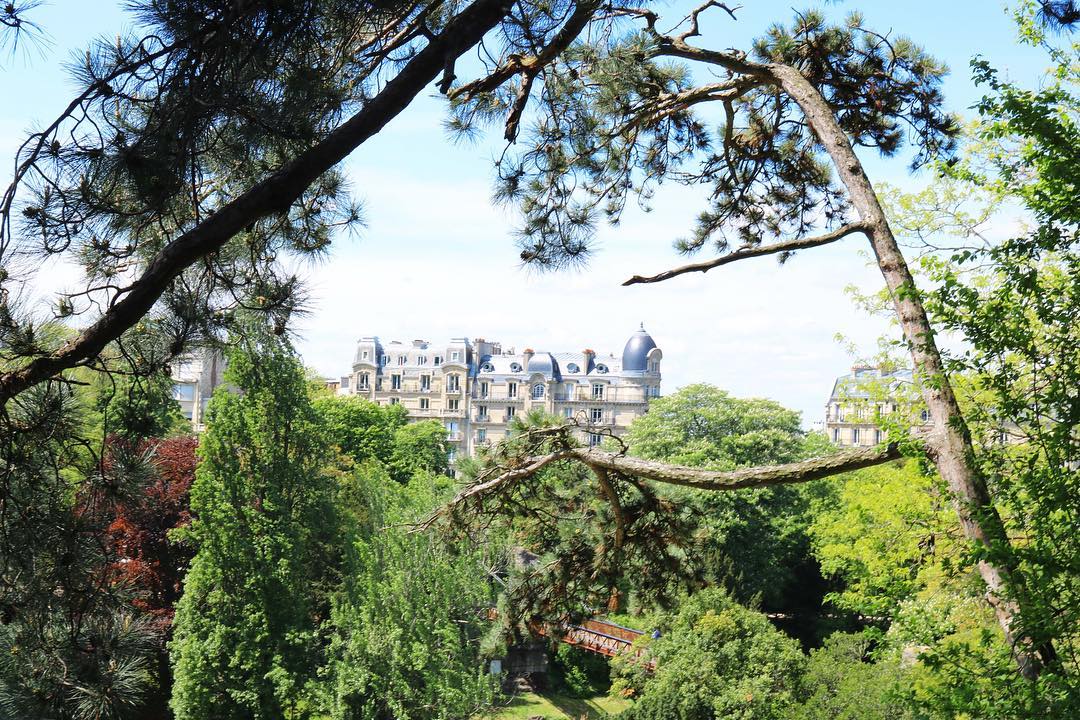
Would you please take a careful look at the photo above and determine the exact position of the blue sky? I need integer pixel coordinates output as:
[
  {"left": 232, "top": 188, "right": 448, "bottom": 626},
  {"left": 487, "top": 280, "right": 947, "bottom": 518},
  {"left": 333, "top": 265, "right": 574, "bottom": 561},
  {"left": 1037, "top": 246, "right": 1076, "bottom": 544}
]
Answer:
[{"left": 0, "top": 1, "right": 1052, "bottom": 425}]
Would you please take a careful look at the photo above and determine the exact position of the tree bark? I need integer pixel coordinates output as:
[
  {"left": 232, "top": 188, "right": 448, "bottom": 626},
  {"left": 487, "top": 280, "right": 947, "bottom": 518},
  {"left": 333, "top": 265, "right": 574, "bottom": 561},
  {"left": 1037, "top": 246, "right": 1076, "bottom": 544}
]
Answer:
[
  {"left": 431, "top": 442, "right": 902, "bottom": 527},
  {"left": 768, "top": 62, "right": 1047, "bottom": 680}
]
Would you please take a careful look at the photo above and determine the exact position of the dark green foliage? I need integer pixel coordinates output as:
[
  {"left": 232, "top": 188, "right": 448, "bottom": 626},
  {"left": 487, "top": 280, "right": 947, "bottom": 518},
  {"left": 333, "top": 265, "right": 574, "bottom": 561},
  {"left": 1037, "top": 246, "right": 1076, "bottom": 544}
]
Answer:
[
  {"left": 94, "top": 368, "right": 187, "bottom": 441},
  {"left": 169, "top": 328, "right": 338, "bottom": 719},
  {"left": 444, "top": 411, "right": 702, "bottom": 625},
  {"left": 0, "top": 380, "right": 161, "bottom": 719},
  {"left": 551, "top": 643, "right": 611, "bottom": 698},
  {"left": 789, "top": 633, "right": 912, "bottom": 720},
  {"left": 612, "top": 588, "right": 806, "bottom": 720},
  {"left": 319, "top": 467, "right": 497, "bottom": 719}
]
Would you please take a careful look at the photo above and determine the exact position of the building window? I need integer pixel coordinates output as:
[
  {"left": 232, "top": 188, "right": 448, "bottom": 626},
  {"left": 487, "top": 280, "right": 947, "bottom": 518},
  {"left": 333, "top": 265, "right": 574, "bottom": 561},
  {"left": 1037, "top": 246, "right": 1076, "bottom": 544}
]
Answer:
[
  {"left": 589, "top": 433, "right": 602, "bottom": 447},
  {"left": 391, "top": 374, "right": 401, "bottom": 390},
  {"left": 480, "top": 381, "right": 489, "bottom": 398},
  {"left": 920, "top": 409, "right": 931, "bottom": 422},
  {"left": 420, "top": 375, "right": 431, "bottom": 391},
  {"left": 375, "top": 378, "right": 383, "bottom": 391},
  {"left": 566, "top": 363, "right": 580, "bottom": 373},
  {"left": 875, "top": 429, "right": 882, "bottom": 444},
  {"left": 434, "top": 355, "right": 442, "bottom": 366},
  {"left": 509, "top": 362, "right": 522, "bottom": 373},
  {"left": 477, "top": 406, "right": 488, "bottom": 421},
  {"left": 648, "top": 361, "right": 659, "bottom": 373},
  {"left": 477, "top": 428, "right": 487, "bottom": 443},
  {"left": 417, "top": 355, "right": 427, "bottom": 365},
  {"left": 563, "top": 408, "right": 574, "bottom": 418},
  {"left": 448, "top": 398, "right": 460, "bottom": 411},
  {"left": 852, "top": 427, "right": 860, "bottom": 444},
  {"left": 420, "top": 398, "right": 430, "bottom": 410},
  {"left": 173, "top": 383, "right": 195, "bottom": 401},
  {"left": 595, "top": 363, "right": 609, "bottom": 374},
  {"left": 592, "top": 383, "right": 604, "bottom": 400},
  {"left": 358, "top": 372, "right": 369, "bottom": 389},
  {"left": 506, "top": 406, "right": 516, "bottom": 420},
  {"left": 447, "top": 374, "right": 460, "bottom": 392},
  {"left": 362, "top": 350, "right": 369, "bottom": 360},
  {"left": 380, "top": 355, "right": 389, "bottom": 366},
  {"left": 398, "top": 355, "right": 407, "bottom": 366},
  {"left": 591, "top": 407, "right": 603, "bottom": 423},
  {"left": 451, "top": 351, "right": 461, "bottom": 362},
  {"left": 389, "top": 397, "right": 399, "bottom": 405},
  {"left": 833, "top": 428, "right": 840, "bottom": 443},
  {"left": 532, "top": 383, "right": 545, "bottom": 399},
  {"left": 508, "top": 382, "right": 518, "bottom": 399}
]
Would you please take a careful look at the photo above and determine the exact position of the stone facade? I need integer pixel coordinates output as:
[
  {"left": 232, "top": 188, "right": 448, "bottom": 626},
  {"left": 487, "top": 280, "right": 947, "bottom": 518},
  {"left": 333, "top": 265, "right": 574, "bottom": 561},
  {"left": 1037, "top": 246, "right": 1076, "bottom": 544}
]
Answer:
[
  {"left": 346, "top": 327, "right": 663, "bottom": 459},
  {"left": 170, "top": 348, "right": 226, "bottom": 432},
  {"left": 824, "top": 365, "right": 929, "bottom": 448}
]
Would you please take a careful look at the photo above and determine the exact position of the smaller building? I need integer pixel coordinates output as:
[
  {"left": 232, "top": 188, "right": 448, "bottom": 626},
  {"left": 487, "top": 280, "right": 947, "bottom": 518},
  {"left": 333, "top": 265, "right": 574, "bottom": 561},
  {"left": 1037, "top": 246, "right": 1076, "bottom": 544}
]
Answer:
[
  {"left": 825, "top": 365, "right": 929, "bottom": 448},
  {"left": 170, "top": 348, "right": 226, "bottom": 431}
]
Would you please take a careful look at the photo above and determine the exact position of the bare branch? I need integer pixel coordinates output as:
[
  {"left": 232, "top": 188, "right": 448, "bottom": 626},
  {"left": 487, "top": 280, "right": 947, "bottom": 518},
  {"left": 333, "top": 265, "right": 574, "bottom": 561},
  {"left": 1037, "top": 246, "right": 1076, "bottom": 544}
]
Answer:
[{"left": 623, "top": 221, "right": 867, "bottom": 286}]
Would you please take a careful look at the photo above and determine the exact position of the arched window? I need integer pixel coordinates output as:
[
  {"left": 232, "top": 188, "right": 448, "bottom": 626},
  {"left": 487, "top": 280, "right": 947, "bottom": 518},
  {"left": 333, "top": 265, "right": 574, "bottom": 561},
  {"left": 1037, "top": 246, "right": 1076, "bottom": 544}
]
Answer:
[{"left": 532, "top": 383, "right": 545, "bottom": 399}]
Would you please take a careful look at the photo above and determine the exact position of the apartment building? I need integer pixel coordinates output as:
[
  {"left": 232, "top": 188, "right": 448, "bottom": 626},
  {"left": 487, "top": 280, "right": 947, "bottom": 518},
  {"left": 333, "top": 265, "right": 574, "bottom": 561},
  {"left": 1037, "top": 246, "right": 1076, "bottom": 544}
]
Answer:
[
  {"left": 170, "top": 348, "right": 226, "bottom": 431},
  {"left": 824, "top": 365, "right": 929, "bottom": 447},
  {"left": 347, "top": 326, "right": 663, "bottom": 458}
]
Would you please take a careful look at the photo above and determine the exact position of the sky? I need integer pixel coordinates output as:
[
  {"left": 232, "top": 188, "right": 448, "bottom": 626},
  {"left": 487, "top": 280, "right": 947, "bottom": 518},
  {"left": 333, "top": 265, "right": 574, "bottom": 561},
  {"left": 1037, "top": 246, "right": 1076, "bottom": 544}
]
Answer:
[{"left": 0, "top": 1, "right": 1053, "bottom": 426}]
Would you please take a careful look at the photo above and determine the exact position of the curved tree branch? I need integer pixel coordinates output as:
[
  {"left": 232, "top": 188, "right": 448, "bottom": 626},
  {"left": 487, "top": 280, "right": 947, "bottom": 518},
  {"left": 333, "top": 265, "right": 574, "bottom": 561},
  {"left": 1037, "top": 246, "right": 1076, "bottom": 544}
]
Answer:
[
  {"left": 425, "top": 441, "right": 902, "bottom": 530},
  {"left": 623, "top": 221, "right": 868, "bottom": 285}
]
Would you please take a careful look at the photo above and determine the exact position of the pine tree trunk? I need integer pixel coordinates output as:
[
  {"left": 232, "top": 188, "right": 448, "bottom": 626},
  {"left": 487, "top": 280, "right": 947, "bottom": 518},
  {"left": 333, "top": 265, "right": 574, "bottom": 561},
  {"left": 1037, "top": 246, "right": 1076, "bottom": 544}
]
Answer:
[{"left": 770, "top": 64, "right": 1047, "bottom": 680}]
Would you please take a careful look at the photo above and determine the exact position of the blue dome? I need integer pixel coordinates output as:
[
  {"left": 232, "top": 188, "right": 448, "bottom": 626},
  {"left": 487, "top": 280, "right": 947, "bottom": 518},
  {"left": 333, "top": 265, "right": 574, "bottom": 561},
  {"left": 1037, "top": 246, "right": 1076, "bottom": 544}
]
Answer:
[
  {"left": 621, "top": 325, "right": 657, "bottom": 372},
  {"left": 527, "top": 352, "right": 561, "bottom": 381}
]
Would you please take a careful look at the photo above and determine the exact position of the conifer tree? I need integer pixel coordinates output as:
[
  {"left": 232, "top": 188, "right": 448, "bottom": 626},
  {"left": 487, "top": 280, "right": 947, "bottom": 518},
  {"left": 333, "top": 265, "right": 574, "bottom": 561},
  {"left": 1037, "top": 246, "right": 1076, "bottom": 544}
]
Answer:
[{"left": 169, "top": 325, "right": 338, "bottom": 719}]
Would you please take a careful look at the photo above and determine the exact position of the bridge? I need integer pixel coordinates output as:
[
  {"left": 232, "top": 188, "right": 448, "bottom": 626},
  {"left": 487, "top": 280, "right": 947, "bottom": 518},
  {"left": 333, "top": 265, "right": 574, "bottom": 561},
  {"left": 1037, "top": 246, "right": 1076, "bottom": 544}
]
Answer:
[{"left": 533, "top": 617, "right": 657, "bottom": 670}]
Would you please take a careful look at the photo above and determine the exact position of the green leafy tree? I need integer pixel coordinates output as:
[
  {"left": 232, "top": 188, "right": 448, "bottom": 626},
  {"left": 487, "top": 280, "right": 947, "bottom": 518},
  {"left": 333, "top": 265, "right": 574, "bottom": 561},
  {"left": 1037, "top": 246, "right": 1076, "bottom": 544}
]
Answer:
[
  {"left": 169, "top": 328, "right": 338, "bottom": 719},
  {"left": 612, "top": 588, "right": 806, "bottom": 720},
  {"left": 314, "top": 394, "right": 407, "bottom": 465},
  {"left": 808, "top": 462, "right": 955, "bottom": 618},
  {"left": 625, "top": 385, "right": 829, "bottom": 614},
  {"left": 319, "top": 465, "right": 497, "bottom": 720},
  {"left": 388, "top": 420, "right": 451, "bottom": 483},
  {"left": 789, "top": 632, "right": 913, "bottom": 720},
  {"left": 625, "top": 385, "right": 808, "bottom": 470}
]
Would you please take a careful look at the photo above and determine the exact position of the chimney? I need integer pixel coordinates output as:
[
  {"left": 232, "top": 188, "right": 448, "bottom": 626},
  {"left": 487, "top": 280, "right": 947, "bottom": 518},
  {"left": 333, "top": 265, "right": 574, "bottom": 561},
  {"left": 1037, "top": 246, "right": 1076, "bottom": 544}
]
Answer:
[{"left": 522, "top": 347, "right": 534, "bottom": 369}]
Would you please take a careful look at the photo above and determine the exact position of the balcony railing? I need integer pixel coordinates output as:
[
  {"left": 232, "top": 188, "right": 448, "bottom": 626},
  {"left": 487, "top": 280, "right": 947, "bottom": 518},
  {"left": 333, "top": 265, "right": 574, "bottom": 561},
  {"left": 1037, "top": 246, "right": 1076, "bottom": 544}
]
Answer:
[{"left": 441, "top": 408, "right": 464, "bottom": 416}]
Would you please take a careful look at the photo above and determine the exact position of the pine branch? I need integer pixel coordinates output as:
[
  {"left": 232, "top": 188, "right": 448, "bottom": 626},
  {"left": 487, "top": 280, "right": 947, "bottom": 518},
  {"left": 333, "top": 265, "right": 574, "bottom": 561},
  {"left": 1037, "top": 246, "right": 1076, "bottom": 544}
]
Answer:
[
  {"left": 0, "top": 0, "right": 513, "bottom": 405},
  {"left": 623, "top": 222, "right": 868, "bottom": 285}
]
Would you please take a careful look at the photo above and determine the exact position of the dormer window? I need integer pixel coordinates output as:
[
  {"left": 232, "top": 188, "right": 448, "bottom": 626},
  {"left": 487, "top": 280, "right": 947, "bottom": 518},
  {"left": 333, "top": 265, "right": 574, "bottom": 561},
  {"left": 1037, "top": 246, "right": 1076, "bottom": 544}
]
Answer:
[
  {"left": 509, "top": 362, "right": 522, "bottom": 373},
  {"left": 595, "top": 363, "right": 609, "bottom": 374},
  {"left": 481, "top": 362, "right": 495, "bottom": 373},
  {"left": 434, "top": 355, "right": 442, "bottom": 365},
  {"left": 397, "top": 355, "right": 407, "bottom": 365},
  {"left": 566, "top": 363, "right": 580, "bottom": 373},
  {"left": 417, "top": 356, "right": 427, "bottom": 365}
]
